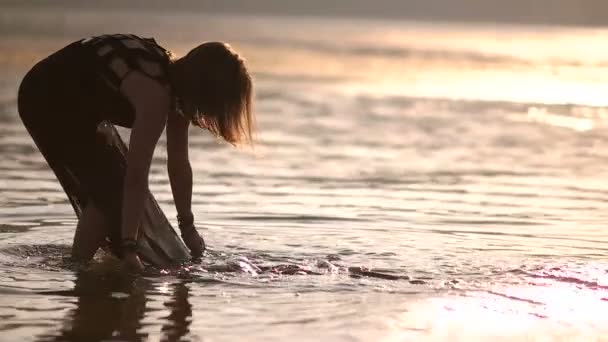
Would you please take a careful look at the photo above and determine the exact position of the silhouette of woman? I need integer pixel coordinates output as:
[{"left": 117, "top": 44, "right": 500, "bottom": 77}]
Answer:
[{"left": 18, "top": 34, "right": 255, "bottom": 271}]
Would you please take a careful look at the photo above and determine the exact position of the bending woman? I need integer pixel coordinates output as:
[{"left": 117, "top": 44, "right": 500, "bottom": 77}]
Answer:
[{"left": 17, "top": 34, "right": 254, "bottom": 271}]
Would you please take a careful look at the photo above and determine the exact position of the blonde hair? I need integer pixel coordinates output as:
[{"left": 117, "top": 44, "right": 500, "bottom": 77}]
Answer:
[{"left": 183, "top": 42, "right": 254, "bottom": 145}]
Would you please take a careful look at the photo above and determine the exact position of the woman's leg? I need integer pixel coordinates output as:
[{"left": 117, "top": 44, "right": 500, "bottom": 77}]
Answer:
[
  {"left": 19, "top": 95, "right": 110, "bottom": 261},
  {"left": 72, "top": 202, "right": 109, "bottom": 262}
]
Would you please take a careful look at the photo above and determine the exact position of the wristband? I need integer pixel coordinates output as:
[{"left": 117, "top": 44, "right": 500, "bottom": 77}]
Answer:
[{"left": 177, "top": 212, "right": 194, "bottom": 229}]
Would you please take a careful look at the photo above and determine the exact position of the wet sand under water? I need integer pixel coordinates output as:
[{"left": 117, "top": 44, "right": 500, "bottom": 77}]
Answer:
[{"left": 1, "top": 8, "right": 608, "bottom": 341}]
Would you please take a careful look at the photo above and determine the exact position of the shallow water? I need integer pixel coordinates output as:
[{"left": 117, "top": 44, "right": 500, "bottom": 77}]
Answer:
[{"left": 1, "top": 7, "right": 608, "bottom": 341}]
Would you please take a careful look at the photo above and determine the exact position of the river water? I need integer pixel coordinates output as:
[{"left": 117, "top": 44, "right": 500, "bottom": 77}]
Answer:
[{"left": 0, "top": 7, "right": 607, "bottom": 341}]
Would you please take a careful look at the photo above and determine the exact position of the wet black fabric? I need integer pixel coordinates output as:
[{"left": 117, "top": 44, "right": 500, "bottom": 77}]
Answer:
[{"left": 17, "top": 36, "right": 171, "bottom": 253}]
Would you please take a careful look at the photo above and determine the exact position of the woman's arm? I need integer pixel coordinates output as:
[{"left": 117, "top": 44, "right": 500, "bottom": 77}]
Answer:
[
  {"left": 166, "top": 109, "right": 205, "bottom": 258},
  {"left": 120, "top": 72, "right": 170, "bottom": 268},
  {"left": 166, "top": 110, "right": 192, "bottom": 218}
]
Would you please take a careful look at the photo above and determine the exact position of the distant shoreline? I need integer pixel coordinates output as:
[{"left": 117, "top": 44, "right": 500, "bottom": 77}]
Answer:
[{"left": 2, "top": 0, "right": 608, "bottom": 28}]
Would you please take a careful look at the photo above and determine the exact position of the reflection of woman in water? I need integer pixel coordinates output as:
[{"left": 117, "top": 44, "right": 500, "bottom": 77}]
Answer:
[
  {"left": 17, "top": 34, "right": 255, "bottom": 271},
  {"left": 46, "top": 272, "right": 194, "bottom": 342}
]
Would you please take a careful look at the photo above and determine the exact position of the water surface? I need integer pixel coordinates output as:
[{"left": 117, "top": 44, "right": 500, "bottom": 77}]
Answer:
[{"left": 0, "top": 7, "right": 607, "bottom": 341}]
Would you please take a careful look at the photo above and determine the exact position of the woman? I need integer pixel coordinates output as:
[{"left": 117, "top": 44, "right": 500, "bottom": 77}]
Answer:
[{"left": 17, "top": 34, "right": 254, "bottom": 272}]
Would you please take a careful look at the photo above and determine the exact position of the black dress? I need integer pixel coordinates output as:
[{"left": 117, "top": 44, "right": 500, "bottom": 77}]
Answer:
[{"left": 17, "top": 34, "right": 190, "bottom": 265}]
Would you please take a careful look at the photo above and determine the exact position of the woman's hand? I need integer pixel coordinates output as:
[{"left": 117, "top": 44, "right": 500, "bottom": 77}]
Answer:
[
  {"left": 122, "top": 251, "right": 145, "bottom": 273},
  {"left": 180, "top": 224, "right": 205, "bottom": 259}
]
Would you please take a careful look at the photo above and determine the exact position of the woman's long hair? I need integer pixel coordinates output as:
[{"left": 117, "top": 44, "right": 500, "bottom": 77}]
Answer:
[{"left": 180, "top": 42, "right": 254, "bottom": 146}]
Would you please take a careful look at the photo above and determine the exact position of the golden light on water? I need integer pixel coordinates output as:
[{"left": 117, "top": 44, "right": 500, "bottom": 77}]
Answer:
[
  {"left": 392, "top": 290, "right": 608, "bottom": 341},
  {"left": 221, "top": 23, "right": 608, "bottom": 110},
  {"left": 389, "top": 267, "right": 608, "bottom": 341},
  {"left": 525, "top": 107, "right": 594, "bottom": 132},
  {"left": 339, "top": 66, "right": 608, "bottom": 108}
]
